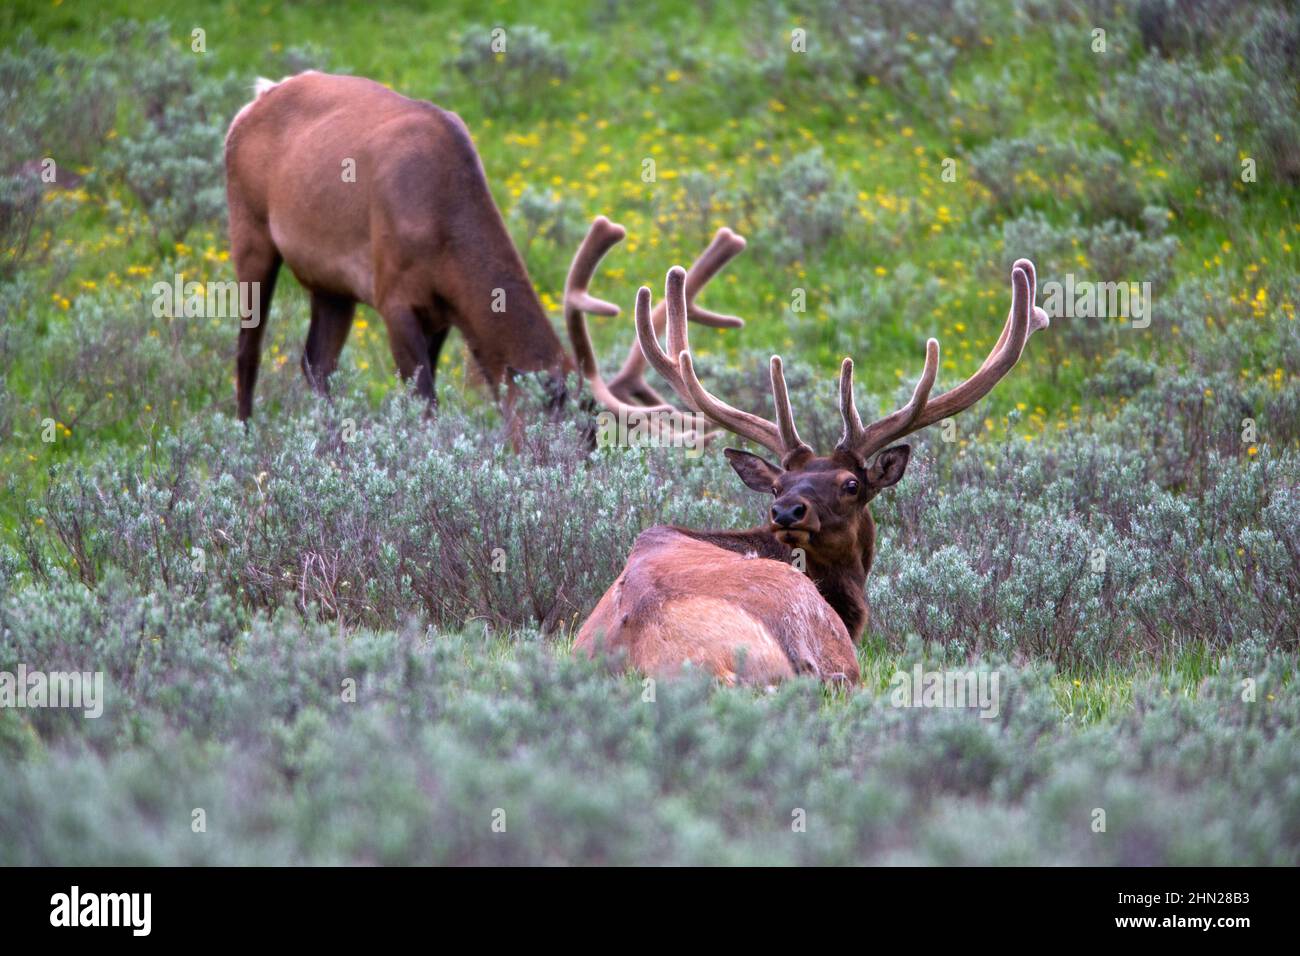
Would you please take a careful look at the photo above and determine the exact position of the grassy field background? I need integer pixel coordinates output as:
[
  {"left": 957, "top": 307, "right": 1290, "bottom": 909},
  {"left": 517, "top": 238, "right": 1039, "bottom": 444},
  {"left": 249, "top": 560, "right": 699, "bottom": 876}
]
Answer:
[{"left": 0, "top": 0, "right": 1297, "bottom": 863}]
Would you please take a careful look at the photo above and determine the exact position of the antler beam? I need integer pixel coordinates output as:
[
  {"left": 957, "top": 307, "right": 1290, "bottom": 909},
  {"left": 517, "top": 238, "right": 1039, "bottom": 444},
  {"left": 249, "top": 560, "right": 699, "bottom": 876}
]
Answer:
[
  {"left": 565, "top": 216, "right": 754, "bottom": 448},
  {"left": 607, "top": 228, "right": 747, "bottom": 406},
  {"left": 563, "top": 215, "right": 674, "bottom": 417},
  {"left": 637, "top": 266, "right": 811, "bottom": 465},
  {"left": 838, "top": 258, "right": 1050, "bottom": 464}
]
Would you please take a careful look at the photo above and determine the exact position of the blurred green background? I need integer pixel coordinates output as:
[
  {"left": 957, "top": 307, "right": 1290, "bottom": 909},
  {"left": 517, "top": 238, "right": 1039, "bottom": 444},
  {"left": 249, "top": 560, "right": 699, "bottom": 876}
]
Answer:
[{"left": 0, "top": 0, "right": 1296, "bottom": 864}]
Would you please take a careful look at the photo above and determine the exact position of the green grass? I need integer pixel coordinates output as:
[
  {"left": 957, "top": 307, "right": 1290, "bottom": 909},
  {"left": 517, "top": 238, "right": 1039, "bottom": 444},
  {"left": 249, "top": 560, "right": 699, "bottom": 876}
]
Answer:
[
  {"left": 1, "top": 0, "right": 1298, "bottom": 864},
  {"left": 4, "top": 3, "right": 1294, "bottom": 452}
]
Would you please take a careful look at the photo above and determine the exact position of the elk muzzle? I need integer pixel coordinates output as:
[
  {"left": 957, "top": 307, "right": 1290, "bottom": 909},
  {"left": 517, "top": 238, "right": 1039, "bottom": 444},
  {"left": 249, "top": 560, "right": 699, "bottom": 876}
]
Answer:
[{"left": 770, "top": 496, "right": 818, "bottom": 541}]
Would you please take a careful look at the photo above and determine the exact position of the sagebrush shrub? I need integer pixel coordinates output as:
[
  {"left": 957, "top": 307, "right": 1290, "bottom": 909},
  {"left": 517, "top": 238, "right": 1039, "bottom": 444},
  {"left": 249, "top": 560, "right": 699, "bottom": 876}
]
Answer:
[
  {"left": 1093, "top": 58, "right": 1246, "bottom": 192},
  {"left": 509, "top": 184, "right": 586, "bottom": 254},
  {"left": 0, "top": 31, "right": 118, "bottom": 169},
  {"left": 999, "top": 210, "right": 1178, "bottom": 371},
  {"left": 97, "top": 69, "right": 239, "bottom": 245},
  {"left": 0, "top": 34, "right": 119, "bottom": 277},
  {"left": 969, "top": 136, "right": 1145, "bottom": 224},
  {"left": 869, "top": 435, "right": 1300, "bottom": 664},
  {"left": 753, "top": 147, "right": 855, "bottom": 264},
  {"left": 452, "top": 24, "right": 571, "bottom": 117},
  {"left": 12, "top": 271, "right": 229, "bottom": 440},
  {"left": 16, "top": 385, "right": 749, "bottom": 634},
  {"left": 2, "top": 583, "right": 1295, "bottom": 864},
  {"left": 800, "top": 0, "right": 991, "bottom": 120},
  {"left": 1133, "top": 0, "right": 1262, "bottom": 59}
]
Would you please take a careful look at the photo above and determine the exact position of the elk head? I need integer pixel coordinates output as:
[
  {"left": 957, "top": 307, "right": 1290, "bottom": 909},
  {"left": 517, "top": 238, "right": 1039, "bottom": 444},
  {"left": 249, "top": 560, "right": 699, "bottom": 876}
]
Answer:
[{"left": 636, "top": 259, "right": 1050, "bottom": 631}]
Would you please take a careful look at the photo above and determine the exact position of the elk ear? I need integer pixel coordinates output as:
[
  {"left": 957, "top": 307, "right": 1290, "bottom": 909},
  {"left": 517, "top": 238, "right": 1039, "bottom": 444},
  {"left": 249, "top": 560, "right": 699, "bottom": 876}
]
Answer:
[
  {"left": 866, "top": 444, "right": 910, "bottom": 490},
  {"left": 723, "top": 447, "right": 784, "bottom": 493}
]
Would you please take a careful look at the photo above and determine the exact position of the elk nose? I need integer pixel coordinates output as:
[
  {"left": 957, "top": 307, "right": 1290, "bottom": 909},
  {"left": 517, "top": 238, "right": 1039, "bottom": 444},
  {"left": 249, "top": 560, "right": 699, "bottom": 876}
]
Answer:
[{"left": 771, "top": 501, "right": 807, "bottom": 528}]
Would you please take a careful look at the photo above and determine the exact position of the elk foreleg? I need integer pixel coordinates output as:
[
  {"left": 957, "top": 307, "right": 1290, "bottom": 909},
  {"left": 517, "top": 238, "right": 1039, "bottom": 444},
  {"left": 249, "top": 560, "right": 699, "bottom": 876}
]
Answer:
[
  {"left": 302, "top": 288, "right": 357, "bottom": 394},
  {"left": 379, "top": 304, "right": 437, "bottom": 409}
]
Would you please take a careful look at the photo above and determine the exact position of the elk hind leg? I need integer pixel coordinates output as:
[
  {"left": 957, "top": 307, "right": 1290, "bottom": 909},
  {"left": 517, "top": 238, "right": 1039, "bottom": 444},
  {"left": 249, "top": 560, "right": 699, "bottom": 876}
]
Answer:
[{"left": 232, "top": 237, "right": 281, "bottom": 421}]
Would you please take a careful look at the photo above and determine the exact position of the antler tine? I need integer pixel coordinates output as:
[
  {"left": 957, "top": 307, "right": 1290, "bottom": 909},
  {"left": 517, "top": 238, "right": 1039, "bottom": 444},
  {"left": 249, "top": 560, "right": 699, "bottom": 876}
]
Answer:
[
  {"left": 633, "top": 267, "right": 718, "bottom": 420},
  {"left": 635, "top": 283, "right": 683, "bottom": 394},
  {"left": 608, "top": 227, "right": 747, "bottom": 405},
  {"left": 839, "top": 340, "right": 940, "bottom": 463},
  {"left": 909, "top": 262, "right": 1034, "bottom": 429},
  {"left": 976, "top": 258, "right": 1051, "bottom": 376},
  {"left": 634, "top": 265, "right": 707, "bottom": 408},
  {"left": 664, "top": 263, "right": 691, "bottom": 361},
  {"left": 636, "top": 266, "right": 808, "bottom": 462},
  {"left": 848, "top": 260, "right": 1046, "bottom": 462},
  {"left": 670, "top": 227, "right": 748, "bottom": 329},
  {"left": 564, "top": 215, "right": 626, "bottom": 378},
  {"left": 676, "top": 352, "right": 790, "bottom": 459},
  {"left": 564, "top": 216, "right": 674, "bottom": 415},
  {"left": 837, "top": 358, "right": 864, "bottom": 450},
  {"left": 770, "top": 356, "right": 810, "bottom": 459}
]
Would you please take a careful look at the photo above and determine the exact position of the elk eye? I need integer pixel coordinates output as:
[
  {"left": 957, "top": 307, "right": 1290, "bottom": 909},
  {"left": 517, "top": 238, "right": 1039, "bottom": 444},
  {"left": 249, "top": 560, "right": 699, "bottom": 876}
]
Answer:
[{"left": 842, "top": 479, "right": 860, "bottom": 495}]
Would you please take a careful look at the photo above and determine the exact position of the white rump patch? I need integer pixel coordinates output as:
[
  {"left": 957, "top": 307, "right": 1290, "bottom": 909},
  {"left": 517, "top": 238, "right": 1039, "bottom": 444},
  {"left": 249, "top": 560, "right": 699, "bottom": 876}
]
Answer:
[{"left": 228, "top": 72, "right": 316, "bottom": 139}]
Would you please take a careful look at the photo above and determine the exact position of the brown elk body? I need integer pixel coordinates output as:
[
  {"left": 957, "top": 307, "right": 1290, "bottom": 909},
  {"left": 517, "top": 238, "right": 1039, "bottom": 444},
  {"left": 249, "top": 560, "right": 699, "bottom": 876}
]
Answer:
[
  {"left": 576, "top": 261, "right": 1051, "bottom": 687},
  {"left": 580, "top": 527, "right": 858, "bottom": 686},
  {"left": 224, "top": 71, "right": 745, "bottom": 421}
]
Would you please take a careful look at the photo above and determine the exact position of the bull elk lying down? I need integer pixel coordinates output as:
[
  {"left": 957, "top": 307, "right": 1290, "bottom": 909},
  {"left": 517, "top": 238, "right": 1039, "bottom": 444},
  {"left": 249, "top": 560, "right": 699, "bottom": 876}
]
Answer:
[
  {"left": 576, "top": 262, "right": 1050, "bottom": 687},
  {"left": 224, "top": 70, "right": 747, "bottom": 423}
]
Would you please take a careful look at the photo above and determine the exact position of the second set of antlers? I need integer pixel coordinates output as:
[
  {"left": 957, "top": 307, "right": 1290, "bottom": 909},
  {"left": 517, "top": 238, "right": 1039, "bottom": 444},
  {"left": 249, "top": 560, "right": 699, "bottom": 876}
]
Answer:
[{"left": 563, "top": 216, "right": 1050, "bottom": 462}]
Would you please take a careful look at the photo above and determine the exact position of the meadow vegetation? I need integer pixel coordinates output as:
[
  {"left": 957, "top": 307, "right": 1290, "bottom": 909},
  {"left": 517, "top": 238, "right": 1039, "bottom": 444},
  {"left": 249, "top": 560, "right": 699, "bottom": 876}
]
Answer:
[{"left": 0, "top": 0, "right": 1296, "bottom": 864}]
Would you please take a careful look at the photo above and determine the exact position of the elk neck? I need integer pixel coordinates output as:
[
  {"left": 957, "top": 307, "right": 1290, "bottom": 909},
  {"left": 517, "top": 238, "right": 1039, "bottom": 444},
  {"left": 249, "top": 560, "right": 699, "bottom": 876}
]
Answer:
[{"left": 437, "top": 194, "right": 571, "bottom": 379}]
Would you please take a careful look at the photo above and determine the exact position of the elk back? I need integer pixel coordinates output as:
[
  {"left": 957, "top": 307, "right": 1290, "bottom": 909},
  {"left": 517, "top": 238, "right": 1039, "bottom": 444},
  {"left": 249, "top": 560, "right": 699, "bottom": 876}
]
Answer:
[{"left": 576, "top": 527, "right": 859, "bottom": 687}]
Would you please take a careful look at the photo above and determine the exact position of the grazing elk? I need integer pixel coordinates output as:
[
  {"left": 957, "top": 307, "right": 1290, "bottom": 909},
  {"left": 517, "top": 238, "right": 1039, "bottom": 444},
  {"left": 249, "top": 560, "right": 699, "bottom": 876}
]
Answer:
[
  {"left": 224, "top": 71, "right": 745, "bottom": 422},
  {"left": 576, "top": 260, "right": 1051, "bottom": 686}
]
